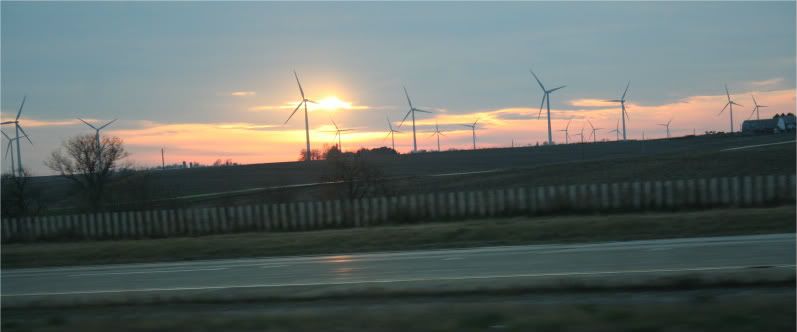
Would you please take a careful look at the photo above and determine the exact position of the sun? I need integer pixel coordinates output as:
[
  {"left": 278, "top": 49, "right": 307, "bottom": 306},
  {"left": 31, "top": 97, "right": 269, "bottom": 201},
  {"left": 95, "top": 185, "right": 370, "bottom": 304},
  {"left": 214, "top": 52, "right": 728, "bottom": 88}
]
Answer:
[{"left": 311, "top": 96, "right": 352, "bottom": 112}]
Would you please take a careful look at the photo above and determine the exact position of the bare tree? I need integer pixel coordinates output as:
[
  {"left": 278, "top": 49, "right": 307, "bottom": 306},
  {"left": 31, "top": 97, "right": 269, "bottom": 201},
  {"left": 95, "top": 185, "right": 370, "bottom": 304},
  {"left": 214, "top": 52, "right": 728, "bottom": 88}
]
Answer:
[
  {"left": 324, "top": 152, "right": 389, "bottom": 200},
  {"left": 298, "top": 148, "right": 322, "bottom": 161},
  {"left": 1, "top": 168, "right": 45, "bottom": 218},
  {"left": 45, "top": 134, "right": 130, "bottom": 211}
]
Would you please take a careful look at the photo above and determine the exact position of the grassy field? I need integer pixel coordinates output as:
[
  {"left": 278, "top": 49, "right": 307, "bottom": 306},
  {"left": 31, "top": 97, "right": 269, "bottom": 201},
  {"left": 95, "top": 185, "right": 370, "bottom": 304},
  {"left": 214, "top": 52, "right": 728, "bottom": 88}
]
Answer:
[
  {"left": 31, "top": 134, "right": 795, "bottom": 210},
  {"left": 2, "top": 289, "right": 794, "bottom": 331},
  {"left": 3, "top": 206, "right": 793, "bottom": 268}
]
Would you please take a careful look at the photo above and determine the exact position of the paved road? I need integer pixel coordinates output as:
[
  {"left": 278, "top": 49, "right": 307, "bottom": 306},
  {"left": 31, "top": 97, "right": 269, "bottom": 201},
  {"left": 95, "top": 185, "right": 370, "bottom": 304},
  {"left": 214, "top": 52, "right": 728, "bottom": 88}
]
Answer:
[{"left": 2, "top": 234, "right": 794, "bottom": 297}]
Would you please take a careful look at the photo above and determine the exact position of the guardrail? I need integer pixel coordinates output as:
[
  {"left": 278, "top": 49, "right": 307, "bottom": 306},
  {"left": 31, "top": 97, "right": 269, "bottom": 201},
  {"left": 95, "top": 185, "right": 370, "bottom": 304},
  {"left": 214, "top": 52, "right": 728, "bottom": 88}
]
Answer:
[{"left": 2, "top": 174, "right": 795, "bottom": 242}]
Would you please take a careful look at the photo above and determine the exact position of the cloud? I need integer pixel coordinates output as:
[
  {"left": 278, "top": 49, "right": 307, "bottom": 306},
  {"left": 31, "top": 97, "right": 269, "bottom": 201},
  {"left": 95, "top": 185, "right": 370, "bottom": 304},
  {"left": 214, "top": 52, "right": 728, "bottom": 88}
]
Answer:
[
  {"left": 0, "top": 114, "right": 101, "bottom": 128},
  {"left": 569, "top": 98, "right": 617, "bottom": 107},
  {"left": 229, "top": 91, "right": 256, "bottom": 97},
  {"left": 247, "top": 97, "right": 371, "bottom": 113},
  {"left": 750, "top": 78, "right": 784, "bottom": 87}
]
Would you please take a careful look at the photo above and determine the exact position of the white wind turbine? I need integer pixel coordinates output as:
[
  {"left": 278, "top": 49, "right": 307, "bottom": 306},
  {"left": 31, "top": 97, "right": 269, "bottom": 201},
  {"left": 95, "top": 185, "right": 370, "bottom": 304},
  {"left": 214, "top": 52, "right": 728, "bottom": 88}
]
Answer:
[
  {"left": 398, "top": 86, "right": 432, "bottom": 152},
  {"left": 609, "top": 119, "right": 620, "bottom": 141},
  {"left": 558, "top": 119, "right": 572, "bottom": 144},
  {"left": 747, "top": 95, "right": 767, "bottom": 120},
  {"left": 385, "top": 116, "right": 401, "bottom": 151},
  {"left": 324, "top": 118, "right": 354, "bottom": 151},
  {"left": 588, "top": 120, "right": 602, "bottom": 143},
  {"left": 1, "top": 96, "right": 32, "bottom": 176},
  {"left": 284, "top": 70, "right": 317, "bottom": 162},
  {"left": 658, "top": 118, "right": 673, "bottom": 138},
  {"left": 719, "top": 84, "right": 742, "bottom": 133},
  {"left": 530, "top": 69, "right": 566, "bottom": 145},
  {"left": 79, "top": 118, "right": 117, "bottom": 163},
  {"left": 461, "top": 119, "right": 479, "bottom": 150},
  {"left": 2, "top": 131, "right": 28, "bottom": 176},
  {"left": 575, "top": 126, "right": 585, "bottom": 144},
  {"left": 429, "top": 122, "right": 445, "bottom": 152},
  {"left": 606, "top": 81, "right": 631, "bottom": 140}
]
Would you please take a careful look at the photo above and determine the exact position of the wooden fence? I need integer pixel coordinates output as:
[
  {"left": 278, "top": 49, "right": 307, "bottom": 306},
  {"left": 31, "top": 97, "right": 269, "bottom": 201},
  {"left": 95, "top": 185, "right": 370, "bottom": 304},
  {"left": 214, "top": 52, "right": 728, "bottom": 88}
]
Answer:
[{"left": 2, "top": 174, "right": 795, "bottom": 242}]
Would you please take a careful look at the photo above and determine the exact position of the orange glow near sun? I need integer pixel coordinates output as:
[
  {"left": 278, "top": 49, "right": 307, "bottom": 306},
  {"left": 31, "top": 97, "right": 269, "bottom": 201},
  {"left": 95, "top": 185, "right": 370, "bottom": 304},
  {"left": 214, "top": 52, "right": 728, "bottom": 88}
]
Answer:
[{"left": 309, "top": 96, "right": 356, "bottom": 112}]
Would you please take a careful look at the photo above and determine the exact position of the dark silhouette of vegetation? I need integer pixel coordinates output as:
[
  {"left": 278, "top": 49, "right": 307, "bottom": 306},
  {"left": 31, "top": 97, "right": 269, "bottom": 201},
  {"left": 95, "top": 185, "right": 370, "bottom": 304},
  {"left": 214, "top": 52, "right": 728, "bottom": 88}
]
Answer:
[
  {"left": 44, "top": 134, "right": 130, "bottom": 211},
  {"left": 1, "top": 169, "right": 46, "bottom": 218}
]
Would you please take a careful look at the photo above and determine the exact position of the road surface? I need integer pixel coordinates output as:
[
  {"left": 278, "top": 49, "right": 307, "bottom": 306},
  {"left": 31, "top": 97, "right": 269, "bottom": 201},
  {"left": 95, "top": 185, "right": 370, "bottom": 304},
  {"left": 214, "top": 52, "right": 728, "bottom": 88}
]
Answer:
[{"left": 2, "top": 233, "right": 794, "bottom": 297}]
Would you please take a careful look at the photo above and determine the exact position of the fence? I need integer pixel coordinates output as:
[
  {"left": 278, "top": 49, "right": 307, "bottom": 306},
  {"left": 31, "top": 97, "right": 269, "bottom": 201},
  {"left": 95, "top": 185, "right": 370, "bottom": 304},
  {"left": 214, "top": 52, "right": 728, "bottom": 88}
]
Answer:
[{"left": 2, "top": 174, "right": 795, "bottom": 242}]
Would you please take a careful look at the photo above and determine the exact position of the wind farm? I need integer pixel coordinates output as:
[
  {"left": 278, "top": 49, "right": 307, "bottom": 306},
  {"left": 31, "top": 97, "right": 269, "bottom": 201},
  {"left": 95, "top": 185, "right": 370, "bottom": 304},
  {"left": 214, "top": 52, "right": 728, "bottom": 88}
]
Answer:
[{"left": 1, "top": 2, "right": 795, "bottom": 331}]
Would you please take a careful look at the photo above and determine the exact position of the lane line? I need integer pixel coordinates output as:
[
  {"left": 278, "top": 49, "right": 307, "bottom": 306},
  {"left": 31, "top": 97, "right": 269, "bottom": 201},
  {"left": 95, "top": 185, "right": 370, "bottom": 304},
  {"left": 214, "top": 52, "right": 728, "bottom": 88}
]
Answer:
[
  {"left": 6, "top": 264, "right": 794, "bottom": 297},
  {"left": 720, "top": 140, "right": 795, "bottom": 152},
  {"left": 68, "top": 267, "right": 227, "bottom": 277}
]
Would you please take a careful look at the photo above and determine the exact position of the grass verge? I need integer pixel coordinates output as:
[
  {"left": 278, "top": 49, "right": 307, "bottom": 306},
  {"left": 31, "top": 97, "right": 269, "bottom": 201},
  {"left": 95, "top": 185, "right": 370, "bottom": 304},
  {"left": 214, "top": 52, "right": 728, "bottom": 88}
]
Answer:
[
  {"left": 2, "top": 289, "right": 794, "bottom": 332},
  {"left": 2, "top": 206, "right": 794, "bottom": 269}
]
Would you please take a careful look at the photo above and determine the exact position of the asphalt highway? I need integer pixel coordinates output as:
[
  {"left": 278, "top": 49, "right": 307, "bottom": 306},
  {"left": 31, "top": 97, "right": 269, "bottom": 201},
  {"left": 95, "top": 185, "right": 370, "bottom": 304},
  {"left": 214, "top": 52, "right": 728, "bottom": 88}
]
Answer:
[{"left": 2, "top": 233, "right": 793, "bottom": 297}]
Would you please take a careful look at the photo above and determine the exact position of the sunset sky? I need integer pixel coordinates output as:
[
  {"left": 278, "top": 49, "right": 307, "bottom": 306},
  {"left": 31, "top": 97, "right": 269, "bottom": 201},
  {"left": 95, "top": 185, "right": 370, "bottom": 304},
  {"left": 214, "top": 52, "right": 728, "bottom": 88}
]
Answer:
[{"left": 2, "top": 2, "right": 795, "bottom": 175}]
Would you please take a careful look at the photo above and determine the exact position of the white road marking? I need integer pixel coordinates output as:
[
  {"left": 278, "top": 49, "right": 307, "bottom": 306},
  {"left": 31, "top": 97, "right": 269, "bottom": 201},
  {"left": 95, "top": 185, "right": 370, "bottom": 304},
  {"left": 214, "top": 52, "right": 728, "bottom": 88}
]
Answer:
[
  {"left": 720, "top": 140, "right": 795, "bottom": 152},
  {"left": 68, "top": 267, "right": 227, "bottom": 277},
  {"left": 8, "top": 264, "right": 794, "bottom": 297},
  {"left": 259, "top": 265, "right": 287, "bottom": 269},
  {"left": 441, "top": 257, "right": 464, "bottom": 261}
]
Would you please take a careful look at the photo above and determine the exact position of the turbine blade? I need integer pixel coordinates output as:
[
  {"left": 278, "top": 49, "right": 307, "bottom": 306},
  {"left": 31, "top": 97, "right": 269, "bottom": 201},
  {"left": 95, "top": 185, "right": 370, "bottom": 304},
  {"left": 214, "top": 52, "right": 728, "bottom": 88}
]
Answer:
[
  {"left": 725, "top": 84, "right": 730, "bottom": 100},
  {"left": 621, "top": 81, "right": 630, "bottom": 100},
  {"left": 4, "top": 141, "right": 11, "bottom": 158},
  {"left": 17, "top": 125, "right": 32, "bottom": 144},
  {"left": 0, "top": 121, "right": 15, "bottom": 125},
  {"left": 283, "top": 102, "right": 303, "bottom": 125},
  {"left": 414, "top": 108, "right": 432, "bottom": 113},
  {"left": 565, "top": 119, "right": 571, "bottom": 130},
  {"left": 398, "top": 109, "right": 412, "bottom": 128},
  {"left": 78, "top": 118, "right": 98, "bottom": 130},
  {"left": 1, "top": 131, "right": 9, "bottom": 140},
  {"left": 588, "top": 120, "right": 594, "bottom": 130},
  {"left": 16, "top": 96, "right": 26, "bottom": 121},
  {"left": 98, "top": 118, "right": 117, "bottom": 130},
  {"left": 387, "top": 116, "right": 393, "bottom": 131},
  {"left": 403, "top": 86, "right": 413, "bottom": 108},
  {"left": 529, "top": 69, "right": 546, "bottom": 91},
  {"left": 748, "top": 108, "right": 757, "bottom": 120},
  {"left": 718, "top": 102, "right": 729, "bottom": 115},
  {"left": 294, "top": 70, "right": 305, "bottom": 100},
  {"left": 537, "top": 94, "right": 546, "bottom": 119},
  {"left": 306, "top": 99, "right": 318, "bottom": 104},
  {"left": 331, "top": 118, "right": 339, "bottom": 130},
  {"left": 751, "top": 95, "right": 757, "bottom": 106},
  {"left": 548, "top": 85, "right": 566, "bottom": 93}
]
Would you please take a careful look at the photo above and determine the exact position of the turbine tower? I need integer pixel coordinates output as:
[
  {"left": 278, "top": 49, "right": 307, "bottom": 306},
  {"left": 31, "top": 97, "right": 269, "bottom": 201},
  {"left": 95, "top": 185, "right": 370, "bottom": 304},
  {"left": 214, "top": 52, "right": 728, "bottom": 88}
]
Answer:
[
  {"left": 607, "top": 81, "right": 631, "bottom": 141},
  {"left": 587, "top": 120, "right": 602, "bottom": 143},
  {"left": 575, "top": 126, "right": 585, "bottom": 144},
  {"left": 398, "top": 86, "right": 432, "bottom": 152},
  {"left": 461, "top": 119, "right": 479, "bottom": 150},
  {"left": 429, "top": 122, "right": 445, "bottom": 152},
  {"left": 719, "top": 84, "right": 742, "bottom": 133},
  {"left": 385, "top": 116, "right": 401, "bottom": 151},
  {"left": 658, "top": 118, "right": 673, "bottom": 138},
  {"left": 530, "top": 69, "right": 565, "bottom": 145},
  {"left": 79, "top": 118, "right": 117, "bottom": 163},
  {"left": 325, "top": 118, "right": 353, "bottom": 151},
  {"left": 558, "top": 119, "right": 572, "bottom": 144},
  {"left": 284, "top": 71, "right": 317, "bottom": 162},
  {"left": 609, "top": 119, "right": 620, "bottom": 141},
  {"left": 1, "top": 96, "right": 32, "bottom": 176},
  {"left": 748, "top": 95, "right": 767, "bottom": 120}
]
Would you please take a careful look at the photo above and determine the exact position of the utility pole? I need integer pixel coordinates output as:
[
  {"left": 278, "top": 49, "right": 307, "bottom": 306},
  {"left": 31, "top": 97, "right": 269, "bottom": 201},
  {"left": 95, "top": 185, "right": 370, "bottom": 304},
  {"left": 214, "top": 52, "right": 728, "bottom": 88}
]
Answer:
[{"left": 161, "top": 148, "right": 165, "bottom": 169}]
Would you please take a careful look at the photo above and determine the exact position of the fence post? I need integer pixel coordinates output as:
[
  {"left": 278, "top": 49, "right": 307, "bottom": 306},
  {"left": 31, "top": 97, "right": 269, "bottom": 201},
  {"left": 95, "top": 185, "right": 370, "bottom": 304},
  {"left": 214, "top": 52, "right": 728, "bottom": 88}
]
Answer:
[{"left": 743, "top": 176, "right": 753, "bottom": 206}]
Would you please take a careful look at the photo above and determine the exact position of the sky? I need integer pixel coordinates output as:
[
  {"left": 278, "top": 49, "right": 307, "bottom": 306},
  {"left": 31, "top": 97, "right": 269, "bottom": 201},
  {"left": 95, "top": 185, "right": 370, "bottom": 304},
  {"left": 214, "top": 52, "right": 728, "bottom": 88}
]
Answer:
[{"left": 1, "top": 1, "right": 795, "bottom": 175}]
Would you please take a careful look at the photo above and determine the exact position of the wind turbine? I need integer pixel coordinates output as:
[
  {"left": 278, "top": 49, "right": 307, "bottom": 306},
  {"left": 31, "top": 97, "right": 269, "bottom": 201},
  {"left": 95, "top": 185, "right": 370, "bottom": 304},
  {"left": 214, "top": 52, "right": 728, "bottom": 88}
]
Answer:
[
  {"left": 719, "top": 84, "right": 742, "bottom": 133},
  {"left": 558, "top": 119, "right": 572, "bottom": 144},
  {"left": 530, "top": 69, "right": 565, "bottom": 145},
  {"left": 748, "top": 95, "right": 767, "bottom": 120},
  {"left": 324, "top": 118, "right": 353, "bottom": 151},
  {"left": 658, "top": 118, "right": 673, "bottom": 138},
  {"left": 1, "top": 96, "right": 32, "bottom": 176},
  {"left": 1, "top": 131, "right": 27, "bottom": 176},
  {"left": 609, "top": 119, "right": 620, "bottom": 141},
  {"left": 587, "top": 120, "right": 602, "bottom": 143},
  {"left": 429, "top": 122, "right": 445, "bottom": 152},
  {"left": 398, "top": 86, "right": 432, "bottom": 153},
  {"left": 384, "top": 116, "right": 401, "bottom": 151},
  {"left": 575, "top": 126, "right": 585, "bottom": 144},
  {"left": 461, "top": 119, "right": 479, "bottom": 150},
  {"left": 79, "top": 118, "right": 117, "bottom": 163},
  {"left": 284, "top": 71, "right": 317, "bottom": 162},
  {"left": 607, "top": 81, "right": 631, "bottom": 140}
]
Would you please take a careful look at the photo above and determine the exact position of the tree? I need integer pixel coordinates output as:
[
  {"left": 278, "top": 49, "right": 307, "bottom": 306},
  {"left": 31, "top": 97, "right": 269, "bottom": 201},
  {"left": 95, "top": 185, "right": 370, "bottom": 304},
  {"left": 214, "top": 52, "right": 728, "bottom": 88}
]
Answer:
[
  {"left": 1, "top": 168, "right": 45, "bottom": 218},
  {"left": 45, "top": 134, "right": 130, "bottom": 211},
  {"left": 298, "top": 148, "right": 322, "bottom": 161},
  {"left": 324, "top": 152, "right": 390, "bottom": 200}
]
